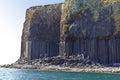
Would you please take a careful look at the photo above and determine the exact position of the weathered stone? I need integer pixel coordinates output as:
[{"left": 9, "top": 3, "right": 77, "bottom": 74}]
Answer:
[
  {"left": 21, "top": 0, "right": 120, "bottom": 65},
  {"left": 60, "top": 0, "right": 120, "bottom": 64},
  {"left": 21, "top": 3, "right": 62, "bottom": 60}
]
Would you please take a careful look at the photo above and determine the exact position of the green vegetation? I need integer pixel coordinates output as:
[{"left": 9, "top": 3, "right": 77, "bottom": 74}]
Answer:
[
  {"left": 104, "top": 0, "right": 119, "bottom": 4},
  {"left": 63, "top": 24, "right": 69, "bottom": 33},
  {"left": 114, "top": 10, "right": 120, "bottom": 35}
]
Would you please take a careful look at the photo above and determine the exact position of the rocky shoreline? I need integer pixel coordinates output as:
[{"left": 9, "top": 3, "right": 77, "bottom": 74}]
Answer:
[
  {"left": 2, "top": 64, "right": 120, "bottom": 73},
  {"left": 17, "top": 0, "right": 120, "bottom": 74},
  {"left": 1, "top": 56, "right": 120, "bottom": 73}
]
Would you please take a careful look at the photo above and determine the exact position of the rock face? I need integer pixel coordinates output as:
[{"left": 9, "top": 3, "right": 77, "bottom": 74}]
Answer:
[
  {"left": 21, "top": 3, "right": 62, "bottom": 60},
  {"left": 21, "top": 0, "right": 120, "bottom": 65}
]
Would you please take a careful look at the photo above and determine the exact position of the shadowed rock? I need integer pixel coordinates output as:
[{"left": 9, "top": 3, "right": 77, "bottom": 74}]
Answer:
[
  {"left": 21, "top": 3, "right": 62, "bottom": 60},
  {"left": 21, "top": 0, "right": 120, "bottom": 65}
]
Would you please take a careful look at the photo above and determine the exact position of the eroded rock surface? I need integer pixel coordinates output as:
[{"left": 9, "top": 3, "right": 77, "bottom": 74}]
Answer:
[
  {"left": 21, "top": 0, "right": 120, "bottom": 65},
  {"left": 60, "top": 0, "right": 120, "bottom": 64},
  {"left": 21, "top": 3, "right": 62, "bottom": 60}
]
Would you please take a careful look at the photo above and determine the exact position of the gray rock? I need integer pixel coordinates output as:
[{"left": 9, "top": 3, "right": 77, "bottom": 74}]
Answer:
[{"left": 20, "top": 0, "right": 120, "bottom": 66}]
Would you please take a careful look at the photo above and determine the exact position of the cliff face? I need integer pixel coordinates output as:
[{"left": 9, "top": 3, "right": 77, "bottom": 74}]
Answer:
[
  {"left": 21, "top": 4, "right": 62, "bottom": 60},
  {"left": 60, "top": 0, "right": 120, "bottom": 64},
  {"left": 21, "top": 0, "right": 120, "bottom": 64}
]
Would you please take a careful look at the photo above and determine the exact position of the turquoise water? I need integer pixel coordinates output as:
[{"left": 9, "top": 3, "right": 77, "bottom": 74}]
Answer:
[{"left": 0, "top": 68, "right": 120, "bottom": 80}]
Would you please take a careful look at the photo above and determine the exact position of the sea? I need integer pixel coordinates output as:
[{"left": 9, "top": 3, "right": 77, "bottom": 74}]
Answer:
[{"left": 0, "top": 68, "right": 120, "bottom": 80}]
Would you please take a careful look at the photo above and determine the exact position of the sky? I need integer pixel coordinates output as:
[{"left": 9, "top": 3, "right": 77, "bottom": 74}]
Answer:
[{"left": 0, "top": 0, "right": 64, "bottom": 65}]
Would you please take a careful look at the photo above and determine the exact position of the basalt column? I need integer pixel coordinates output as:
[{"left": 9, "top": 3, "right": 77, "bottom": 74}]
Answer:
[
  {"left": 21, "top": 4, "right": 62, "bottom": 60},
  {"left": 21, "top": 0, "right": 120, "bottom": 64},
  {"left": 60, "top": 0, "right": 120, "bottom": 64}
]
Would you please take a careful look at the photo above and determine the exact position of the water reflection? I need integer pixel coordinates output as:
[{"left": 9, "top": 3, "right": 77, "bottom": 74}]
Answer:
[{"left": 0, "top": 68, "right": 120, "bottom": 80}]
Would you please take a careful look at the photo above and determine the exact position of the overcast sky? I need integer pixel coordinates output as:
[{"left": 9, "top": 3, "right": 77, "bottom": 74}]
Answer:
[{"left": 0, "top": 0, "right": 64, "bottom": 65}]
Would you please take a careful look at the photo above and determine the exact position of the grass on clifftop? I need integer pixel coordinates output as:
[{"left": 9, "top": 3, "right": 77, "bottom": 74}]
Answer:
[{"left": 104, "top": 0, "right": 119, "bottom": 4}]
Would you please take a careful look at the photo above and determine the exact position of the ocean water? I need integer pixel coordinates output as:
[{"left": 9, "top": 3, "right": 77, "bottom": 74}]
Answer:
[{"left": 0, "top": 68, "right": 120, "bottom": 80}]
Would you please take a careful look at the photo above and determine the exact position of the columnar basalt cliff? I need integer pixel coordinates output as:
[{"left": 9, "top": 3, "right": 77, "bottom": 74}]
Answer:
[
  {"left": 21, "top": 4, "right": 62, "bottom": 60},
  {"left": 21, "top": 0, "right": 120, "bottom": 65}
]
